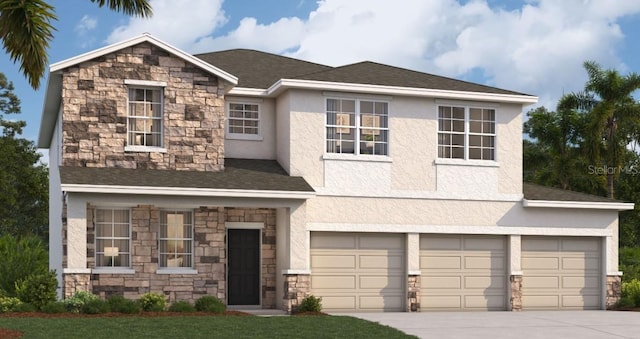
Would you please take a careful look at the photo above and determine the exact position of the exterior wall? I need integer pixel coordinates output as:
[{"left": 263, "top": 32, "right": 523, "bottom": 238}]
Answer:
[
  {"left": 510, "top": 275, "right": 523, "bottom": 311},
  {"left": 283, "top": 274, "right": 310, "bottom": 313},
  {"left": 276, "top": 91, "right": 291, "bottom": 174},
  {"left": 60, "top": 41, "right": 225, "bottom": 171},
  {"left": 606, "top": 275, "right": 622, "bottom": 308},
  {"left": 407, "top": 274, "right": 421, "bottom": 312},
  {"left": 49, "top": 105, "right": 64, "bottom": 297},
  {"left": 63, "top": 204, "right": 277, "bottom": 308},
  {"left": 224, "top": 96, "right": 277, "bottom": 160}
]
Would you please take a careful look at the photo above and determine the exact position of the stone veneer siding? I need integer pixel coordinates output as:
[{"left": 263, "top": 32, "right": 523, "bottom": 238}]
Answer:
[
  {"left": 407, "top": 274, "right": 420, "bottom": 312},
  {"left": 63, "top": 205, "right": 276, "bottom": 308},
  {"left": 509, "top": 275, "right": 523, "bottom": 311},
  {"left": 61, "top": 41, "right": 225, "bottom": 171},
  {"left": 283, "top": 274, "right": 311, "bottom": 313},
  {"left": 606, "top": 275, "right": 622, "bottom": 308}
]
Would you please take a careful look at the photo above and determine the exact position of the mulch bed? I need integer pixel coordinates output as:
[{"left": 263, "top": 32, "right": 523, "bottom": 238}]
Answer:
[
  {"left": 0, "top": 310, "right": 251, "bottom": 318},
  {"left": 0, "top": 327, "right": 23, "bottom": 338}
]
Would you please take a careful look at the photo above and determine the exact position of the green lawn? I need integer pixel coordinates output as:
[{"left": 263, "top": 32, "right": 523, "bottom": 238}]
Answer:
[{"left": 0, "top": 314, "right": 416, "bottom": 339}]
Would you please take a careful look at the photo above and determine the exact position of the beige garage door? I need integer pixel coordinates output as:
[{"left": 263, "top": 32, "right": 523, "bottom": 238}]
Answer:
[
  {"left": 420, "top": 234, "right": 507, "bottom": 310},
  {"left": 310, "top": 232, "right": 405, "bottom": 311},
  {"left": 522, "top": 236, "right": 601, "bottom": 310}
]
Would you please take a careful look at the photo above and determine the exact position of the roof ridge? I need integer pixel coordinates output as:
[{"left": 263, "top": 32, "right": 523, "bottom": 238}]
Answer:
[{"left": 195, "top": 49, "right": 334, "bottom": 69}]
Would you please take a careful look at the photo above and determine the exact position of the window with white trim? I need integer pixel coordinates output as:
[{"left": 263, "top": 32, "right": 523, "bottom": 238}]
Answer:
[
  {"left": 94, "top": 209, "right": 130, "bottom": 268},
  {"left": 228, "top": 103, "right": 259, "bottom": 137},
  {"left": 127, "top": 87, "right": 163, "bottom": 147},
  {"left": 326, "top": 98, "right": 389, "bottom": 155},
  {"left": 438, "top": 105, "right": 495, "bottom": 160},
  {"left": 159, "top": 210, "right": 193, "bottom": 269}
]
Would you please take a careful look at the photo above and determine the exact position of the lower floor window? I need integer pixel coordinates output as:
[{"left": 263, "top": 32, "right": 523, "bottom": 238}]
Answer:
[
  {"left": 95, "top": 208, "right": 131, "bottom": 268},
  {"left": 159, "top": 210, "right": 194, "bottom": 268}
]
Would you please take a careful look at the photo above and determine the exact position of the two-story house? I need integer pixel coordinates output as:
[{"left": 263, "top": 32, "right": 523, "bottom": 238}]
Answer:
[{"left": 38, "top": 34, "right": 633, "bottom": 313}]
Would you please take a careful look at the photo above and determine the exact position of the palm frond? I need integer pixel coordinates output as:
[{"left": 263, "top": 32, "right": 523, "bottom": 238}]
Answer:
[{"left": 89, "top": 0, "right": 152, "bottom": 17}]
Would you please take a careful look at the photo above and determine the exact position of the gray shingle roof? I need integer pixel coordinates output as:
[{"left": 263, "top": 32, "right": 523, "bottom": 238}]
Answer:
[
  {"left": 194, "top": 49, "right": 332, "bottom": 89},
  {"left": 523, "top": 182, "right": 622, "bottom": 203},
  {"left": 60, "top": 158, "right": 314, "bottom": 193},
  {"left": 195, "top": 50, "right": 533, "bottom": 96}
]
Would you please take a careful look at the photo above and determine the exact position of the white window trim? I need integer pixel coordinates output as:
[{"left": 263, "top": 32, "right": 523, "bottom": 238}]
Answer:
[
  {"left": 226, "top": 101, "right": 263, "bottom": 141},
  {"left": 93, "top": 208, "right": 132, "bottom": 269},
  {"left": 158, "top": 209, "right": 195, "bottom": 270},
  {"left": 437, "top": 104, "right": 497, "bottom": 162},
  {"left": 325, "top": 97, "right": 391, "bottom": 156},
  {"left": 126, "top": 86, "right": 165, "bottom": 149}
]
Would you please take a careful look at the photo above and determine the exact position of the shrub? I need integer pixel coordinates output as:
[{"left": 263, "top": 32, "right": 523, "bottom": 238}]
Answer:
[
  {"left": 168, "top": 300, "right": 196, "bottom": 312},
  {"left": 64, "top": 291, "right": 100, "bottom": 313},
  {"left": 14, "top": 270, "right": 58, "bottom": 310},
  {"left": 81, "top": 299, "right": 111, "bottom": 314},
  {"left": 620, "top": 247, "right": 640, "bottom": 283},
  {"left": 296, "top": 295, "right": 322, "bottom": 313},
  {"left": 107, "top": 295, "right": 141, "bottom": 314},
  {"left": 194, "top": 296, "right": 226, "bottom": 313},
  {"left": 0, "top": 235, "right": 48, "bottom": 296},
  {"left": 12, "top": 303, "right": 36, "bottom": 313},
  {"left": 42, "top": 301, "right": 68, "bottom": 314},
  {"left": 0, "top": 296, "right": 23, "bottom": 313},
  {"left": 621, "top": 279, "right": 640, "bottom": 307},
  {"left": 139, "top": 292, "right": 166, "bottom": 312}
]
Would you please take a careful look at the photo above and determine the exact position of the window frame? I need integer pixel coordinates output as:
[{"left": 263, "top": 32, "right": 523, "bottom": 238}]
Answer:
[
  {"left": 125, "top": 84, "right": 166, "bottom": 152},
  {"left": 226, "top": 101, "right": 262, "bottom": 141},
  {"left": 158, "top": 210, "right": 195, "bottom": 272},
  {"left": 93, "top": 208, "right": 132, "bottom": 270},
  {"left": 325, "top": 97, "right": 390, "bottom": 156},
  {"left": 437, "top": 104, "right": 497, "bottom": 161}
]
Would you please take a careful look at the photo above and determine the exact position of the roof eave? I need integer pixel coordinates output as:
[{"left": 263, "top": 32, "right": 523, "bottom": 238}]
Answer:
[
  {"left": 267, "top": 79, "right": 538, "bottom": 104},
  {"left": 522, "top": 199, "right": 634, "bottom": 210},
  {"left": 37, "top": 71, "right": 62, "bottom": 148},
  {"left": 61, "top": 183, "right": 316, "bottom": 200}
]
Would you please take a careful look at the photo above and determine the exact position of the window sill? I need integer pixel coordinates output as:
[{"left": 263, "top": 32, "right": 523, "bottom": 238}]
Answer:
[
  {"left": 323, "top": 153, "right": 392, "bottom": 163},
  {"left": 226, "top": 133, "right": 263, "bottom": 141},
  {"left": 434, "top": 158, "right": 499, "bottom": 167},
  {"left": 124, "top": 146, "right": 167, "bottom": 153},
  {"left": 156, "top": 268, "right": 198, "bottom": 275},
  {"left": 92, "top": 268, "right": 136, "bottom": 275}
]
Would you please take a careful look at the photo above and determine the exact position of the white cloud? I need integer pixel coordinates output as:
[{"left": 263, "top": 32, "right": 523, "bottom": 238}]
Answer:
[
  {"left": 104, "top": 0, "right": 640, "bottom": 110},
  {"left": 75, "top": 15, "right": 98, "bottom": 34}
]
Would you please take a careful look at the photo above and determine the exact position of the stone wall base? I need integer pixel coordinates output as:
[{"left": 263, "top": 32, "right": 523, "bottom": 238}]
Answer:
[
  {"left": 63, "top": 273, "right": 92, "bottom": 298},
  {"left": 283, "top": 274, "right": 310, "bottom": 314},
  {"left": 510, "top": 275, "right": 523, "bottom": 311},
  {"left": 606, "top": 275, "right": 622, "bottom": 308},
  {"left": 407, "top": 275, "right": 420, "bottom": 312}
]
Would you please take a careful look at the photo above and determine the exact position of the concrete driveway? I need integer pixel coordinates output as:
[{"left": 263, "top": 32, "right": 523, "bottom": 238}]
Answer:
[{"left": 340, "top": 311, "right": 640, "bottom": 339}]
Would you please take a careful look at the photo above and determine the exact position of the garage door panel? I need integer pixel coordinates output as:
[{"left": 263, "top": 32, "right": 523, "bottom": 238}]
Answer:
[
  {"left": 421, "top": 236, "right": 462, "bottom": 250},
  {"left": 526, "top": 276, "right": 560, "bottom": 289},
  {"left": 562, "top": 295, "right": 600, "bottom": 309},
  {"left": 359, "top": 254, "right": 403, "bottom": 269},
  {"left": 421, "top": 256, "right": 462, "bottom": 270},
  {"left": 562, "top": 239, "right": 599, "bottom": 251},
  {"left": 422, "top": 295, "right": 462, "bottom": 309},
  {"left": 359, "top": 275, "right": 403, "bottom": 289},
  {"left": 464, "top": 237, "right": 505, "bottom": 250},
  {"left": 464, "top": 275, "right": 505, "bottom": 289},
  {"left": 562, "top": 276, "right": 600, "bottom": 289},
  {"left": 522, "top": 238, "right": 560, "bottom": 251},
  {"left": 320, "top": 296, "right": 357, "bottom": 310},
  {"left": 312, "top": 275, "right": 356, "bottom": 289},
  {"left": 311, "top": 234, "right": 356, "bottom": 249},
  {"left": 522, "top": 257, "right": 559, "bottom": 270},
  {"left": 312, "top": 255, "right": 356, "bottom": 269},
  {"left": 423, "top": 276, "right": 462, "bottom": 289},
  {"left": 360, "top": 294, "right": 404, "bottom": 310},
  {"left": 465, "top": 295, "right": 505, "bottom": 309},
  {"left": 523, "top": 295, "right": 560, "bottom": 308},
  {"left": 562, "top": 257, "right": 599, "bottom": 271},
  {"left": 359, "top": 235, "right": 403, "bottom": 250},
  {"left": 464, "top": 256, "right": 504, "bottom": 270}
]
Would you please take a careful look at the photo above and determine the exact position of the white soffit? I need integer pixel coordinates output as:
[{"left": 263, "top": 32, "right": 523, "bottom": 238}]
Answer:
[{"left": 523, "top": 199, "right": 634, "bottom": 210}]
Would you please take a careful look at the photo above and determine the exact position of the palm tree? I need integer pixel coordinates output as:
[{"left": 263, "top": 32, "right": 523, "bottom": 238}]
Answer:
[
  {"left": 559, "top": 61, "right": 640, "bottom": 199},
  {"left": 0, "top": 0, "right": 152, "bottom": 89}
]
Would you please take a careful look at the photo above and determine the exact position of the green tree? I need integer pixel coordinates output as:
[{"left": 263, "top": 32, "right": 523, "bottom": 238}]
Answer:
[
  {"left": 558, "top": 61, "right": 640, "bottom": 199},
  {"left": 0, "top": 0, "right": 152, "bottom": 89},
  {"left": 0, "top": 72, "right": 48, "bottom": 240}
]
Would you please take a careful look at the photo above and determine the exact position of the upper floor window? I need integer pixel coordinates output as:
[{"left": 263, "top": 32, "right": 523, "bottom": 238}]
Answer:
[
  {"left": 326, "top": 98, "right": 389, "bottom": 155},
  {"left": 128, "top": 87, "right": 163, "bottom": 147},
  {"left": 159, "top": 210, "right": 193, "bottom": 269},
  {"left": 227, "top": 102, "right": 260, "bottom": 139},
  {"left": 438, "top": 105, "right": 495, "bottom": 160},
  {"left": 94, "top": 208, "right": 130, "bottom": 268}
]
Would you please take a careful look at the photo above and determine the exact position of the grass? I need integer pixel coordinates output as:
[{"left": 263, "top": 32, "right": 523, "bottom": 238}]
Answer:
[{"left": 0, "top": 314, "right": 416, "bottom": 339}]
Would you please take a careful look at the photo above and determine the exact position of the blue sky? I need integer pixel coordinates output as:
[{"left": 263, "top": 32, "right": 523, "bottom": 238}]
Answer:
[{"left": 2, "top": 0, "right": 640, "bottom": 156}]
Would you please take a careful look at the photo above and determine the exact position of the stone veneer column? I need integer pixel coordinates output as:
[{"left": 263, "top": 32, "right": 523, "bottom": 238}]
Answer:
[
  {"left": 283, "top": 274, "right": 310, "bottom": 313},
  {"left": 63, "top": 274, "right": 92, "bottom": 298},
  {"left": 606, "top": 275, "right": 622, "bottom": 308},
  {"left": 510, "top": 275, "right": 523, "bottom": 311},
  {"left": 407, "top": 275, "right": 421, "bottom": 312}
]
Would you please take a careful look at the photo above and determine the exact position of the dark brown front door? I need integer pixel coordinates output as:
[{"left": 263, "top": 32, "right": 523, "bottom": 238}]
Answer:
[{"left": 228, "top": 229, "right": 260, "bottom": 305}]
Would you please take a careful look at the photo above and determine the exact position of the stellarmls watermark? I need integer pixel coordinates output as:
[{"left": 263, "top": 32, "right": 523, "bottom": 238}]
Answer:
[{"left": 588, "top": 165, "right": 639, "bottom": 175}]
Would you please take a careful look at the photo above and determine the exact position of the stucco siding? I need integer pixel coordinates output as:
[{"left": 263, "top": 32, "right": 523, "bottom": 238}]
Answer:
[
  {"left": 276, "top": 91, "right": 291, "bottom": 173},
  {"left": 224, "top": 96, "right": 276, "bottom": 159}
]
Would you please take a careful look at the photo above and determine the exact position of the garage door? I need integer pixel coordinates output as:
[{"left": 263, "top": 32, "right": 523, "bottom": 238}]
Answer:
[
  {"left": 310, "top": 232, "right": 405, "bottom": 311},
  {"left": 420, "top": 234, "right": 507, "bottom": 310},
  {"left": 522, "top": 236, "right": 601, "bottom": 310}
]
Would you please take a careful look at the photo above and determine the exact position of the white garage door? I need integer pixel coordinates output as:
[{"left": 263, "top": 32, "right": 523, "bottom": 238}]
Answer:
[
  {"left": 420, "top": 234, "right": 507, "bottom": 310},
  {"left": 310, "top": 232, "right": 405, "bottom": 311},
  {"left": 522, "top": 236, "right": 602, "bottom": 310}
]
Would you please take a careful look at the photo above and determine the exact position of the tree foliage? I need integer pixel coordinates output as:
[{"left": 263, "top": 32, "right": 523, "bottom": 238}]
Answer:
[{"left": 0, "top": 0, "right": 152, "bottom": 89}]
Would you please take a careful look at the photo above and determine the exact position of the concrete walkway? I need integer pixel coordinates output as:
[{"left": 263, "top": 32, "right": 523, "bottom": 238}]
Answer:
[{"left": 340, "top": 311, "right": 640, "bottom": 339}]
